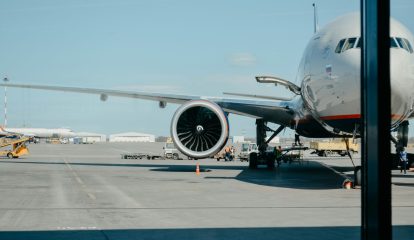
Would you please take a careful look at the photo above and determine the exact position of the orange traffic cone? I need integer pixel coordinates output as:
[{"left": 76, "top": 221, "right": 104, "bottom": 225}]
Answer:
[
  {"left": 343, "top": 179, "right": 353, "bottom": 189},
  {"left": 196, "top": 163, "right": 200, "bottom": 175}
]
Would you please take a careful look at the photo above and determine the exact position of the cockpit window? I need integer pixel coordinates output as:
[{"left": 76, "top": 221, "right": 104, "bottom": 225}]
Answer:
[
  {"left": 336, "top": 37, "right": 413, "bottom": 54},
  {"left": 335, "top": 39, "right": 346, "bottom": 53},
  {"left": 336, "top": 38, "right": 359, "bottom": 53},
  {"left": 395, "top": 38, "right": 413, "bottom": 53},
  {"left": 403, "top": 38, "right": 413, "bottom": 53},
  {"left": 356, "top": 38, "right": 361, "bottom": 48},
  {"left": 342, "top": 38, "right": 357, "bottom": 51},
  {"left": 390, "top": 37, "right": 399, "bottom": 48}
]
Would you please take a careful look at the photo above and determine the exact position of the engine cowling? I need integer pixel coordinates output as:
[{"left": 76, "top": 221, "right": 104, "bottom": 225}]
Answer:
[{"left": 171, "top": 100, "right": 229, "bottom": 159}]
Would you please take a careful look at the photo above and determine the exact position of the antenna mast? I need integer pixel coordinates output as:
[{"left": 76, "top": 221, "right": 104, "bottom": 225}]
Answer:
[{"left": 312, "top": 3, "right": 319, "bottom": 33}]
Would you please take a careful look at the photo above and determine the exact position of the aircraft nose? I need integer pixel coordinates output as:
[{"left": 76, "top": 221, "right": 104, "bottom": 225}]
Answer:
[{"left": 390, "top": 50, "right": 414, "bottom": 127}]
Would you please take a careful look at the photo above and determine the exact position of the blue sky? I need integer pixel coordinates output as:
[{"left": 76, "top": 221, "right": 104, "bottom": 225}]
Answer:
[{"left": 0, "top": 0, "right": 412, "bottom": 137}]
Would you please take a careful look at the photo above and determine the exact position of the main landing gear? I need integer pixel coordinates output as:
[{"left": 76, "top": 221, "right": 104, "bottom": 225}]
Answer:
[
  {"left": 248, "top": 119, "right": 285, "bottom": 170},
  {"left": 341, "top": 138, "right": 362, "bottom": 186}
]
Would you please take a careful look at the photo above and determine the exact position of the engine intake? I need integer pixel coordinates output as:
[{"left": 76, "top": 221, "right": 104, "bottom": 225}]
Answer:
[{"left": 171, "top": 100, "right": 229, "bottom": 159}]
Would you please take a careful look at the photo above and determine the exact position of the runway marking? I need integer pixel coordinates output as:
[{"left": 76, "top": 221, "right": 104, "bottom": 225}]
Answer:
[
  {"left": 87, "top": 193, "right": 97, "bottom": 200},
  {"left": 63, "top": 158, "right": 97, "bottom": 201},
  {"left": 75, "top": 177, "right": 84, "bottom": 185}
]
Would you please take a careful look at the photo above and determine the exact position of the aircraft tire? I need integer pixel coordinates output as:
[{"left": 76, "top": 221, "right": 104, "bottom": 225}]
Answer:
[
  {"left": 354, "top": 166, "right": 362, "bottom": 186},
  {"left": 267, "top": 157, "right": 275, "bottom": 170},
  {"left": 249, "top": 152, "right": 258, "bottom": 169}
]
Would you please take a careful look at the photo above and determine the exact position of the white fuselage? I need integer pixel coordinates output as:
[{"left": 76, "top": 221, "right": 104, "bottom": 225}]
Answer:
[
  {"left": 294, "top": 12, "right": 414, "bottom": 136},
  {"left": 3, "top": 128, "right": 75, "bottom": 138}
]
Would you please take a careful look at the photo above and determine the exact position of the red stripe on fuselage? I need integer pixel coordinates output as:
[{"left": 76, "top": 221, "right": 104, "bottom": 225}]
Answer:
[
  {"left": 320, "top": 114, "right": 403, "bottom": 121},
  {"left": 320, "top": 114, "right": 360, "bottom": 120}
]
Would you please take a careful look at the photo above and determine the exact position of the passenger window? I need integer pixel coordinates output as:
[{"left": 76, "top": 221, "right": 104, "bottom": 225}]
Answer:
[
  {"left": 390, "top": 37, "right": 398, "bottom": 48},
  {"left": 403, "top": 38, "right": 413, "bottom": 53},
  {"left": 342, "top": 38, "right": 357, "bottom": 52},
  {"left": 335, "top": 39, "right": 346, "bottom": 53}
]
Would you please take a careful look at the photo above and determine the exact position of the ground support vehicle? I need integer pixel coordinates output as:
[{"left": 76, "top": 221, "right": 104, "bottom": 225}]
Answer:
[
  {"left": 309, "top": 140, "right": 359, "bottom": 157},
  {"left": 238, "top": 142, "right": 258, "bottom": 162},
  {"left": 278, "top": 146, "right": 308, "bottom": 165},
  {"left": 46, "top": 138, "right": 61, "bottom": 144},
  {"left": 121, "top": 153, "right": 164, "bottom": 160},
  {"left": 163, "top": 141, "right": 181, "bottom": 160},
  {"left": 0, "top": 136, "right": 30, "bottom": 159}
]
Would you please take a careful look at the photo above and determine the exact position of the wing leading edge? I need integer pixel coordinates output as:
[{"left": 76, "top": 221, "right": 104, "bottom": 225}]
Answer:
[{"left": 0, "top": 83, "right": 295, "bottom": 126}]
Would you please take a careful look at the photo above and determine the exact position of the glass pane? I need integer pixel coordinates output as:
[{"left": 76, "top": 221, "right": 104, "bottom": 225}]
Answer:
[
  {"left": 392, "top": 0, "right": 414, "bottom": 238},
  {"left": 396, "top": 37, "right": 410, "bottom": 52},
  {"left": 403, "top": 38, "right": 413, "bottom": 53},
  {"left": 335, "top": 39, "right": 346, "bottom": 53},
  {"left": 342, "top": 37, "right": 357, "bottom": 51},
  {"left": 391, "top": 37, "right": 399, "bottom": 48}
]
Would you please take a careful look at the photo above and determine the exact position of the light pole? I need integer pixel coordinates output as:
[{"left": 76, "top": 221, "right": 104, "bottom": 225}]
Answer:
[{"left": 3, "top": 77, "right": 8, "bottom": 127}]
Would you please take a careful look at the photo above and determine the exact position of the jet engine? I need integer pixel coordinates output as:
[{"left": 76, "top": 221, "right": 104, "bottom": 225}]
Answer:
[{"left": 171, "top": 100, "right": 229, "bottom": 159}]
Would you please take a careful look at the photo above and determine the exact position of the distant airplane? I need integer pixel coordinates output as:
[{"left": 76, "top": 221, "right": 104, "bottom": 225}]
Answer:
[
  {"left": 0, "top": 127, "right": 75, "bottom": 138},
  {"left": 1, "top": 12, "right": 414, "bottom": 179}
]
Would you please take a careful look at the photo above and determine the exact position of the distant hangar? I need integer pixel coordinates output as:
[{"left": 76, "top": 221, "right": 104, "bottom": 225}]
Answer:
[
  {"left": 73, "top": 132, "right": 106, "bottom": 143},
  {"left": 109, "top": 132, "right": 155, "bottom": 142}
]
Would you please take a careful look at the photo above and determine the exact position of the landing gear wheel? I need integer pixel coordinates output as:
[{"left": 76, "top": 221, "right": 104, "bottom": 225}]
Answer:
[
  {"left": 354, "top": 166, "right": 362, "bottom": 186},
  {"left": 7, "top": 153, "right": 13, "bottom": 159},
  {"left": 249, "top": 152, "right": 258, "bottom": 169},
  {"left": 266, "top": 154, "right": 275, "bottom": 170}
]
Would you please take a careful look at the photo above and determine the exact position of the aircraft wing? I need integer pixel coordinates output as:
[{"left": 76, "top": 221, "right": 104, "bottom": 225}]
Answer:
[{"left": 0, "top": 83, "right": 295, "bottom": 126}]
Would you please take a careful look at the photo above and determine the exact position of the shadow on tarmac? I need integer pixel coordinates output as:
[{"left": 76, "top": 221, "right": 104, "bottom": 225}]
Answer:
[
  {"left": 0, "top": 160, "right": 347, "bottom": 190},
  {"left": 392, "top": 174, "right": 414, "bottom": 178},
  {"left": 0, "top": 225, "right": 413, "bottom": 240},
  {"left": 392, "top": 182, "right": 414, "bottom": 187}
]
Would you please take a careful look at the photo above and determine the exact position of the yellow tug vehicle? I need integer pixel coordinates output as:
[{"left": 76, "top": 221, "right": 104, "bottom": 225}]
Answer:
[{"left": 0, "top": 135, "right": 30, "bottom": 159}]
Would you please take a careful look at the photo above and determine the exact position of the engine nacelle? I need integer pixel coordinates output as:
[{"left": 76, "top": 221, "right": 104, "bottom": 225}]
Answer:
[{"left": 171, "top": 100, "right": 229, "bottom": 159}]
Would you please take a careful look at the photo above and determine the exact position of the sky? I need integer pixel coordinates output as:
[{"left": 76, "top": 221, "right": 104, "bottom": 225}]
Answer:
[{"left": 0, "top": 0, "right": 412, "bottom": 137}]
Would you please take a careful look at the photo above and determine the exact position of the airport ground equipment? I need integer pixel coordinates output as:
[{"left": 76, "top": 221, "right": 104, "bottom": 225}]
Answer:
[
  {"left": 278, "top": 146, "right": 308, "bottom": 164},
  {"left": 309, "top": 139, "right": 359, "bottom": 157},
  {"left": 0, "top": 136, "right": 30, "bottom": 159},
  {"left": 163, "top": 140, "right": 180, "bottom": 160},
  {"left": 238, "top": 142, "right": 258, "bottom": 162},
  {"left": 46, "top": 138, "right": 61, "bottom": 144},
  {"left": 121, "top": 152, "right": 164, "bottom": 160}
]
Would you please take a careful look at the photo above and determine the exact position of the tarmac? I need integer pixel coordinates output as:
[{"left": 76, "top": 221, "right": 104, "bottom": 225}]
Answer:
[{"left": 0, "top": 142, "right": 412, "bottom": 240}]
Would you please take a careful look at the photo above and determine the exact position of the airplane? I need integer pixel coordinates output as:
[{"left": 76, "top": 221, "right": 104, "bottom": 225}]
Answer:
[
  {"left": 1, "top": 12, "right": 413, "bottom": 182},
  {"left": 0, "top": 127, "right": 75, "bottom": 139}
]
